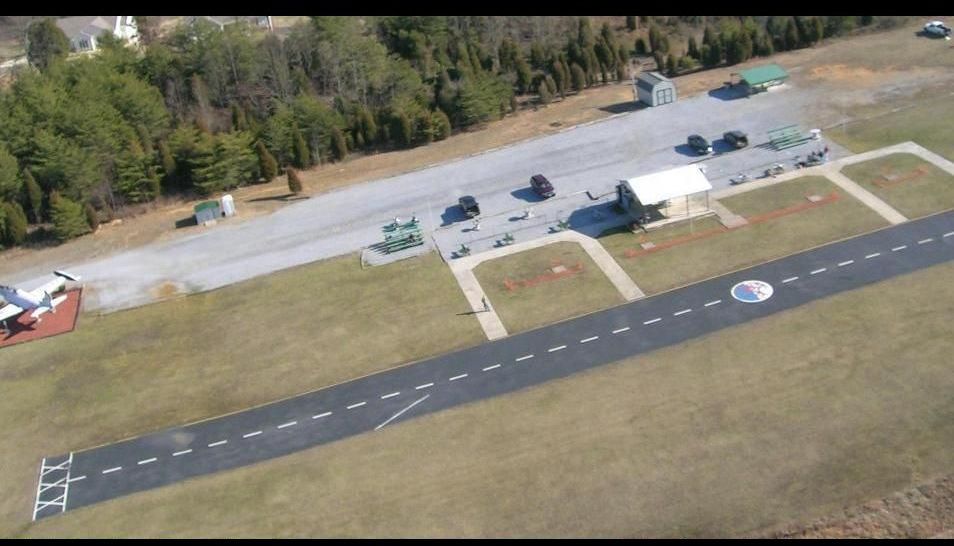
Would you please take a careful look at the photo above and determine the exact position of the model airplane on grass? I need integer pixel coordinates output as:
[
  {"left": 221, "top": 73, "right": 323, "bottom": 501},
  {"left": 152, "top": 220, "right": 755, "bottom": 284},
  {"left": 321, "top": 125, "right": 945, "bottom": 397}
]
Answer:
[{"left": 0, "top": 271, "right": 81, "bottom": 334}]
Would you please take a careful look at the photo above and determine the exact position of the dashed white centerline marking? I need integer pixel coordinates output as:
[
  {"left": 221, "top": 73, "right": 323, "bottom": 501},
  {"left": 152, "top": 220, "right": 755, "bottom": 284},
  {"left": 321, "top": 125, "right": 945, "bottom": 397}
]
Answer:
[
  {"left": 548, "top": 345, "right": 567, "bottom": 352},
  {"left": 703, "top": 300, "right": 721, "bottom": 307},
  {"left": 580, "top": 336, "right": 599, "bottom": 343},
  {"left": 243, "top": 431, "right": 263, "bottom": 438},
  {"left": 865, "top": 252, "right": 881, "bottom": 259},
  {"left": 208, "top": 440, "right": 228, "bottom": 447},
  {"left": 277, "top": 421, "right": 297, "bottom": 429},
  {"left": 838, "top": 260, "right": 854, "bottom": 267},
  {"left": 449, "top": 373, "right": 468, "bottom": 381},
  {"left": 782, "top": 276, "right": 799, "bottom": 283},
  {"left": 943, "top": 231, "right": 954, "bottom": 238},
  {"left": 482, "top": 364, "right": 501, "bottom": 371},
  {"left": 172, "top": 449, "right": 192, "bottom": 457},
  {"left": 102, "top": 467, "right": 122, "bottom": 474},
  {"left": 918, "top": 238, "right": 934, "bottom": 245},
  {"left": 643, "top": 318, "right": 662, "bottom": 325},
  {"left": 414, "top": 383, "right": 434, "bottom": 390},
  {"left": 380, "top": 392, "right": 400, "bottom": 400},
  {"left": 810, "top": 268, "right": 827, "bottom": 275},
  {"left": 67, "top": 475, "right": 86, "bottom": 483},
  {"left": 312, "top": 411, "right": 332, "bottom": 419},
  {"left": 673, "top": 309, "right": 692, "bottom": 316},
  {"left": 137, "top": 458, "right": 157, "bottom": 465},
  {"left": 515, "top": 354, "right": 534, "bottom": 361},
  {"left": 612, "top": 326, "right": 631, "bottom": 334},
  {"left": 346, "top": 402, "right": 367, "bottom": 409},
  {"left": 892, "top": 245, "right": 907, "bottom": 252}
]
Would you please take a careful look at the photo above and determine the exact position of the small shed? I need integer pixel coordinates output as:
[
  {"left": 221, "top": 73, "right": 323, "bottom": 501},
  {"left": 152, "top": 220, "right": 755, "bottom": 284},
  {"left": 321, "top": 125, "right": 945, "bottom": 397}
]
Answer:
[
  {"left": 634, "top": 71, "right": 677, "bottom": 107},
  {"left": 737, "top": 63, "right": 789, "bottom": 94},
  {"left": 617, "top": 165, "right": 712, "bottom": 225},
  {"left": 194, "top": 200, "right": 221, "bottom": 224}
]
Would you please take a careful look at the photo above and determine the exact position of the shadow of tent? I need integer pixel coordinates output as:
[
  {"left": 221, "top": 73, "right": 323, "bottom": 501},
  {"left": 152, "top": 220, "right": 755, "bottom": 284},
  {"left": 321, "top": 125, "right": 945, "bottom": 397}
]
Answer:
[
  {"left": 565, "top": 201, "right": 628, "bottom": 238},
  {"left": 707, "top": 85, "right": 749, "bottom": 101}
]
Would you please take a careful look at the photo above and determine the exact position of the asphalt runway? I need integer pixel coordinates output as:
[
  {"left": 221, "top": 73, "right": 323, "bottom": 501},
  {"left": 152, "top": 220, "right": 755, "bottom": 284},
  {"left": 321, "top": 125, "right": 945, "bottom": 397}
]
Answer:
[{"left": 33, "top": 210, "right": 954, "bottom": 520}]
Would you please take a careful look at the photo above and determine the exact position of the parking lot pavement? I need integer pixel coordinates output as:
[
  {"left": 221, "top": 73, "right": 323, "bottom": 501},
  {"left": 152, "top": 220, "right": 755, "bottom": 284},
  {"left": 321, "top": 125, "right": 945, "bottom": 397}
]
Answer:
[{"left": 8, "top": 81, "right": 870, "bottom": 313}]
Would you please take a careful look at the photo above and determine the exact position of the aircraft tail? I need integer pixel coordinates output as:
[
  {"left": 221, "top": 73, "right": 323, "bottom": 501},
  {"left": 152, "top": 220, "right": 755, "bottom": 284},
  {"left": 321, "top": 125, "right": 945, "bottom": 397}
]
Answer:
[{"left": 53, "top": 270, "right": 81, "bottom": 282}]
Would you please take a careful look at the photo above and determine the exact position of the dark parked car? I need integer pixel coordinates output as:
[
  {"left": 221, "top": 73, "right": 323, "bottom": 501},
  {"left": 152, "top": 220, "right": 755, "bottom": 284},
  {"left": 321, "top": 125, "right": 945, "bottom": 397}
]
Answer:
[
  {"left": 458, "top": 195, "right": 480, "bottom": 217},
  {"left": 687, "top": 134, "right": 712, "bottom": 155},
  {"left": 529, "top": 174, "right": 555, "bottom": 198},
  {"left": 723, "top": 130, "right": 749, "bottom": 149}
]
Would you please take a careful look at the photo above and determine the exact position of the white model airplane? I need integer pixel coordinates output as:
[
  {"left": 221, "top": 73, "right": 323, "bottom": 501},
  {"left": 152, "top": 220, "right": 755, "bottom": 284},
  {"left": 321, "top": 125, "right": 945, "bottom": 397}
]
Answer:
[{"left": 0, "top": 270, "right": 81, "bottom": 334}]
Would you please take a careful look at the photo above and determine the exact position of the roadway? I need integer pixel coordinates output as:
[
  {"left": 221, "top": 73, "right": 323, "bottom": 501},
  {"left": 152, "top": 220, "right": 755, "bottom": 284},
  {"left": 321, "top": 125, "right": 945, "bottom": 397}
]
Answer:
[{"left": 33, "top": 209, "right": 954, "bottom": 520}]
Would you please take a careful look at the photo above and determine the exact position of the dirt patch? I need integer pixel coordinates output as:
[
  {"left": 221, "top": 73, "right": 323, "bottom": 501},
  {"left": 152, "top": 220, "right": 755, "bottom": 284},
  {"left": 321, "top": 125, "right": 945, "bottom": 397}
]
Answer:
[
  {"left": 151, "top": 281, "right": 183, "bottom": 300},
  {"left": 807, "top": 64, "right": 885, "bottom": 84},
  {"left": 758, "top": 474, "right": 954, "bottom": 538}
]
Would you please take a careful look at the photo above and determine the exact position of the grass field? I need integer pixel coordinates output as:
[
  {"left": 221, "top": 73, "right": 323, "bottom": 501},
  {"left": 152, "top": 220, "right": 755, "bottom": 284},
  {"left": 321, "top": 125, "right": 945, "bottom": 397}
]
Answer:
[
  {"left": 472, "top": 242, "right": 624, "bottom": 334},
  {"left": 599, "top": 176, "right": 888, "bottom": 295},
  {"left": 23, "top": 259, "right": 954, "bottom": 538},
  {"left": 841, "top": 153, "right": 954, "bottom": 219},
  {"left": 828, "top": 88, "right": 954, "bottom": 161},
  {"left": 0, "top": 251, "right": 483, "bottom": 538}
]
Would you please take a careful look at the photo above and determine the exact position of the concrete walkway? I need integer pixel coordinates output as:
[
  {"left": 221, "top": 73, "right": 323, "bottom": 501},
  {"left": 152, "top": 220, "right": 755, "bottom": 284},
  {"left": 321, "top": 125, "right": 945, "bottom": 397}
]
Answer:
[
  {"left": 821, "top": 168, "right": 908, "bottom": 225},
  {"left": 448, "top": 229, "right": 645, "bottom": 340}
]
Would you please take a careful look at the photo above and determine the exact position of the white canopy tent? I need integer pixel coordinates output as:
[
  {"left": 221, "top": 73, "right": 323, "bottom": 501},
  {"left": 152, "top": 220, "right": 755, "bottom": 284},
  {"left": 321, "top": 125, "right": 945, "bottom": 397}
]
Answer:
[{"left": 617, "top": 165, "right": 712, "bottom": 223}]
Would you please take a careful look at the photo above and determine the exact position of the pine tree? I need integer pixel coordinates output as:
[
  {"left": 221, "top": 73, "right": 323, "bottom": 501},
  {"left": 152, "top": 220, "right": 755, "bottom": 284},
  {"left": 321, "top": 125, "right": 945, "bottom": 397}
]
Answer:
[
  {"left": 84, "top": 203, "right": 100, "bottom": 232},
  {"left": 50, "top": 194, "right": 92, "bottom": 241},
  {"left": 432, "top": 110, "right": 451, "bottom": 141},
  {"left": 26, "top": 18, "right": 70, "bottom": 71},
  {"left": 570, "top": 63, "right": 587, "bottom": 92},
  {"left": 286, "top": 168, "right": 303, "bottom": 194},
  {"left": 255, "top": 141, "right": 278, "bottom": 182},
  {"left": 538, "top": 81, "right": 553, "bottom": 105},
  {"left": 24, "top": 169, "right": 43, "bottom": 223},
  {"left": 687, "top": 36, "right": 700, "bottom": 60},
  {"left": 158, "top": 141, "right": 176, "bottom": 187},
  {"left": 292, "top": 126, "right": 311, "bottom": 168},
  {"left": 666, "top": 54, "right": 678, "bottom": 76},
  {"left": 1, "top": 202, "right": 28, "bottom": 246},
  {"left": 331, "top": 128, "right": 348, "bottom": 161}
]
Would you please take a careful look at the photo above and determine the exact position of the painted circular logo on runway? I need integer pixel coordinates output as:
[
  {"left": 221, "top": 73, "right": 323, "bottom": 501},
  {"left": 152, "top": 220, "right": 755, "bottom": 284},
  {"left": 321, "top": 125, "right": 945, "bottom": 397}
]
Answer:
[{"left": 731, "top": 280, "right": 774, "bottom": 303}]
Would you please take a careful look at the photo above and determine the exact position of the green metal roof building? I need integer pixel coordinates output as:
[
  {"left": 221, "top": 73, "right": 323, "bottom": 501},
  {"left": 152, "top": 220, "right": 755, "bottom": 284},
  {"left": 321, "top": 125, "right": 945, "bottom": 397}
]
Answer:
[{"left": 738, "top": 63, "right": 789, "bottom": 94}]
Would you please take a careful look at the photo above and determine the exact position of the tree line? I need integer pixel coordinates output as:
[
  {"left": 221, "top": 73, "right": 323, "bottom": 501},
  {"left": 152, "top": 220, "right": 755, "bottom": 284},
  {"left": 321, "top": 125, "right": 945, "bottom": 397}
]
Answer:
[{"left": 0, "top": 16, "right": 883, "bottom": 247}]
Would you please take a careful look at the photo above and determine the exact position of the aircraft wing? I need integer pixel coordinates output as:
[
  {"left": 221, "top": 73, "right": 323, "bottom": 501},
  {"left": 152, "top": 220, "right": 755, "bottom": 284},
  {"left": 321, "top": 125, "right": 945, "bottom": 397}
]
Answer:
[
  {"left": 0, "top": 302, "right": 24, "bottom": 323},
  {"left": 33, "top": 277, "right": 66, "bottom": 297}
]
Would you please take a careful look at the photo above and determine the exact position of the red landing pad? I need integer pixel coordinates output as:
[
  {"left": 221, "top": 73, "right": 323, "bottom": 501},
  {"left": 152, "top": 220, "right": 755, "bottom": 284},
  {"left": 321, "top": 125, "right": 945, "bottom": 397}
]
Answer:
[{"left": 0, "top": 288, "right": 83, "bottom": 349}]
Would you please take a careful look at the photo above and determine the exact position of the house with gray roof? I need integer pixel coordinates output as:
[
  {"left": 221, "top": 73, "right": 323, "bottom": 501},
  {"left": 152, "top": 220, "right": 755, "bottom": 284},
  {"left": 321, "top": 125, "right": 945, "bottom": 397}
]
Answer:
[{"left": 55, "top": 16, "right": 139, "bottom": 53}]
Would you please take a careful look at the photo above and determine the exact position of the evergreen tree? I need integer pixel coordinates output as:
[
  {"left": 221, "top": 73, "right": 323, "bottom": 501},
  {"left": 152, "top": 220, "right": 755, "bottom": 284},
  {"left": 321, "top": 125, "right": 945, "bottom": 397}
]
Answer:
[
  {"left": 26, "top": 18, "right": 70, "bottom": 71},
  {"left": 286, "top": 168, "right": 303, "bottom": 194},
  {"left": 431, "top": 110, "right": 451, "bottom": 141},
  {"left": 292, "top": 126, "right": 311, "bottom": 168},
  {"left": 570, "top": 63, "right": 586, "bottom": 92},
  {"left": 50, "top": 194, "right": 92, "bottom": 241},
  {"left": 626, "top": 16, "right": 637, "bottom": 31},
  {"left": 1, "top": 202, "right": 28, "bottom": 246},
  {"left": 515, "top": 56, "right": 532, "bottom": 94},
  {"left": 0, "top": 146, "right": 21, "bottom": 204},
  {"left": 648, "top": 25, "right": 661, "bottom": 52},
  {"left": 255, "top": 141, "right": 278, "bottom": 182},
  {"left": 634, "top": 37, "right": 647, "bottom": 55},
  {"left": 538, "top": 80, "right": 552, "bottom": 105},
  {"left": 666, "top": 54, "right": 677, "bottom": 76},
  {"left": 24, "top": 170, "right": 43, "bottom": 224},
  {"left": 687, "top": 36, "right": 700, "bottom": 60},
  {"left": 392, "top": 111, "right": 413, "bottom": 147},
  {"left": 84, "top": 203, "right": 100, "bottom": 232},
  {"left": 231, "top": 103, "right": 249, "bottom": 132},
  {"left": 784, "top": 18, "right": 799, "bottom": 51},
  {"left": 331, "top": 128, "right": 348, "bottom": 161},
  {"left": 158, "top": 141, "right": 177, "bottom": 187}
]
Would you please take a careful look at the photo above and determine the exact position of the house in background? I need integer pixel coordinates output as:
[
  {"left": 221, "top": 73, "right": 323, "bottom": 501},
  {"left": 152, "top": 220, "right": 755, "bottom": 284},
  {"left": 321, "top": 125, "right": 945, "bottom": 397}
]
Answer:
[
  {"left": 186, "top": 16, "right": 273, "bottom": 32},
  {"left": 55, "top": 16, "right": 139, "bottom": 53}
]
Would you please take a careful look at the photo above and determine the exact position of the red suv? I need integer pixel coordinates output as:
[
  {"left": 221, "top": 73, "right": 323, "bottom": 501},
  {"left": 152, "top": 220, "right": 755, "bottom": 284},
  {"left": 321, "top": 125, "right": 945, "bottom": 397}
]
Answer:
[{"left": 530, "top": 174, "right": 555, "bottom": 198}]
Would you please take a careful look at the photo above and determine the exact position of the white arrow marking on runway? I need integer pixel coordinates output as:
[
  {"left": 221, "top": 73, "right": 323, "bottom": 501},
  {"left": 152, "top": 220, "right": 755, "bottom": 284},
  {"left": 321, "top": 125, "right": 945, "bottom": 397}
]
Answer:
[{"left": 375, "top": 394, "right": 430, "bottom": 431}]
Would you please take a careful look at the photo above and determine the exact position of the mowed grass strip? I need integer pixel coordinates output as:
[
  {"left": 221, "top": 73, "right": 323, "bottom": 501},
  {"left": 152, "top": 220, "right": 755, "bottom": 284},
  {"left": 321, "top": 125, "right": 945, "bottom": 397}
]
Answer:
[
  {"left": 600, "top": 176, "right": 888, "bottom": 295},
  {"left": 827, "top": 87, "right": 954, "bottom": 162},
  {"left": 24, "top": 259, "right": 954, "bottom": 538},
  {"left": 0, "top": 251, "right": 483, "bottom": 537},
  {"left": 841, "top": 153, "right": 954, "bottom": 219},
  {"left": 473, "top": 242, "right": 624, "bottom": 334}
]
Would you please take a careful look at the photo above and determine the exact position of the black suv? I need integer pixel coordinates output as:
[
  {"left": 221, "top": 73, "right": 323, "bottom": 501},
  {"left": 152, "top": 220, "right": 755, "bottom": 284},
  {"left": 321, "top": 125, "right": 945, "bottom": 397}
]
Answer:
[
  {"left": 529, "top": 174, "right": 555, "bottom": 198},
  {"left": 723, "top": 130, "right": 748, "bottom": 149},
  {"left": 459, "top": 195, "right": 480, "bottom": 217},
  {"left": 687, "top": 134, "right": 712, "bottom": 155}
]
